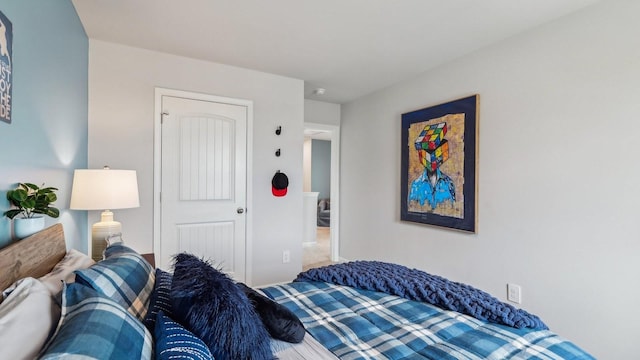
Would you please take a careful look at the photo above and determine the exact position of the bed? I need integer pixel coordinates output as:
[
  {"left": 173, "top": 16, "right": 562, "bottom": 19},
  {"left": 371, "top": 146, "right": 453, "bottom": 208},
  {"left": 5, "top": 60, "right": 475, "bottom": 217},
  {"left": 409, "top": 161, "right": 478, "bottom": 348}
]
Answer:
[
  {"left": 0, "top": 224, "right": 594, "bottom": 359},
  {"left": 260, "top": 267, "right": 593, "bottom": 359}
]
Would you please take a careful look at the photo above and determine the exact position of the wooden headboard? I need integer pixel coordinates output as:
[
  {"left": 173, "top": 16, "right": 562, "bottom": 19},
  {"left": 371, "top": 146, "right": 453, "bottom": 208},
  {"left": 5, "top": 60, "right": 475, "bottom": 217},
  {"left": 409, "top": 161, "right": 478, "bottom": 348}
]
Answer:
[
  {"left": 0, "top": 223, "right": 156, "bottom": 291},
  {"left": 0, "top": 224, "right": 66, "bottom": 290}
]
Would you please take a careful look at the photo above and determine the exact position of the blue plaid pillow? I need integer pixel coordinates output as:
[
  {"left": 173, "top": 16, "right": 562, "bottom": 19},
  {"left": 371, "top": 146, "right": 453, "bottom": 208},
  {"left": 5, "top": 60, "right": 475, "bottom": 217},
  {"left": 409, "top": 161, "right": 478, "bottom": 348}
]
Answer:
[
  {"left": 155, "top": 311, "right": 213, "bottom": 360},
  {"left": 75, "top": 244, "right": 155, "bottom": 320},
  {"left": 40, "top": 283, "right": 152, "bottom": 359},
  {"left": 143, "top": 268, "right": 173, "bottom": 331}
]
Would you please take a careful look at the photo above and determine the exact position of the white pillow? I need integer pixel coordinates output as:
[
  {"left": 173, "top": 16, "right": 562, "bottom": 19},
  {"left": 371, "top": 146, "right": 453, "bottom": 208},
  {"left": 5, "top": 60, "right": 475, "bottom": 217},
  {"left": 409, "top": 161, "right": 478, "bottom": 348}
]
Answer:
[
  {"left": 0, "top": 277, "right": 59, "bottom": 359},
  {"left": 39, "top": 249, "right": 95, "bottom": 297}
]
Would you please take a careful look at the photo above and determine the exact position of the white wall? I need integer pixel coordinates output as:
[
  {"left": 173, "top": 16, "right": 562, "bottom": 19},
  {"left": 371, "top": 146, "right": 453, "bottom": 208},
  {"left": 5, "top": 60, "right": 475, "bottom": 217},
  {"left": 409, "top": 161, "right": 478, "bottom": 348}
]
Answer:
[
  {"left": 304, "top": 99, "right": 340, "bottom": 126},
  {"left": 340, "top": 1, "right": 639, "bottom": 358},
  {"left": 88, "top": 40, "right": 304, "bottom": 285}
]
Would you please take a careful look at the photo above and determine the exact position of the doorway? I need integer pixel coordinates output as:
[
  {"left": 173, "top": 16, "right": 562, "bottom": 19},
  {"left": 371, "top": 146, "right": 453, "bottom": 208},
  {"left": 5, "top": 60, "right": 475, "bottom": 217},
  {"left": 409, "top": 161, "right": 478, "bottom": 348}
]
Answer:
[
  {"left": 303, "top": 122, "right": 340, "bottom": 269},
  {"left": 153, "top": 88, "right": 252, "bottom": 282}
]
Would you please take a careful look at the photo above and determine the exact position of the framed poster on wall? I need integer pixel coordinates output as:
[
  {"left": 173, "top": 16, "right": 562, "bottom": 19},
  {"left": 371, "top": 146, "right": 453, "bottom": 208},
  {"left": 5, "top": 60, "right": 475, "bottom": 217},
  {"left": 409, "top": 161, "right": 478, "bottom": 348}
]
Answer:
[
  {"left": 400, "top": 95, "right": 478, "bottom": 232},
  {"left": 0, "top": 10, "right": 12, "bottom": 124}
]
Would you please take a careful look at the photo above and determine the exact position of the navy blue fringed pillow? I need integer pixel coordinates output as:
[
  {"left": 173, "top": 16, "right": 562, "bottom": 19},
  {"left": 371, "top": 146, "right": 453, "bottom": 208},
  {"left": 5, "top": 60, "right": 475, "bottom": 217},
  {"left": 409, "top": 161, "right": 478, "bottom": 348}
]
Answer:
[
  {"left": 171, "top": 253, "right": 273, "bottom": 360},
  {"left": 238, "top": 282, "right": 305, "bottom": 343}
]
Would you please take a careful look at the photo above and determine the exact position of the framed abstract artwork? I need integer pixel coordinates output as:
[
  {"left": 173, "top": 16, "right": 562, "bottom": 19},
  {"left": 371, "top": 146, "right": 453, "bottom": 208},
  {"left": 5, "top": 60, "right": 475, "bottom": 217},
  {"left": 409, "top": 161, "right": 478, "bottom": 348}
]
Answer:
[
  {"left": 400, "top": 95, "right": 478, "bottom": 232},
  {"left": 0, "top": 11, "right": 12, "bottom": 124}
]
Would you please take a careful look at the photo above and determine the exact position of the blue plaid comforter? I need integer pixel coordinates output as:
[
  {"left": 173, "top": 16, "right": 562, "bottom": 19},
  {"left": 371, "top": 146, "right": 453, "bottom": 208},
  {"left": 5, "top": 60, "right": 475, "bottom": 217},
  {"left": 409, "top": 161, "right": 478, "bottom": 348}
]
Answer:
[{"left": 261, "top": 282, "right": 594, "bottom": 360}]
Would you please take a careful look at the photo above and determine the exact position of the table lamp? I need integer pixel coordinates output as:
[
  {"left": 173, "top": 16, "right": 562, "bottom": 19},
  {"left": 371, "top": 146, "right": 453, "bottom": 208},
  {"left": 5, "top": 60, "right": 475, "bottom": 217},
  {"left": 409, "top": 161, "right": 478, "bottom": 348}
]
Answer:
[{"left": 70, "top": 166, "right": 140, "bottom": 261}]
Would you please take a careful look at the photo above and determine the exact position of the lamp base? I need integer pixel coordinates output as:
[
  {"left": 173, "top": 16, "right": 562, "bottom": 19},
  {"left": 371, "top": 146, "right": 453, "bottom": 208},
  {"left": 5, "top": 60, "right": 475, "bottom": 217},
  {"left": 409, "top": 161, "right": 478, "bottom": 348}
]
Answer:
[{"left": 91, "top": 210, "right": 122, "bottom": 261}]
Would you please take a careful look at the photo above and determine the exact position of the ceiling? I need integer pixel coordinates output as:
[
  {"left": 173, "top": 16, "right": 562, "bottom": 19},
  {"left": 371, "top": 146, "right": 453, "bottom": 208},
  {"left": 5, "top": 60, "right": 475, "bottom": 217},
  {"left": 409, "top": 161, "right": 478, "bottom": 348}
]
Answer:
[{"left": 72, "top": 0, "right": 602, "bottom": 104}]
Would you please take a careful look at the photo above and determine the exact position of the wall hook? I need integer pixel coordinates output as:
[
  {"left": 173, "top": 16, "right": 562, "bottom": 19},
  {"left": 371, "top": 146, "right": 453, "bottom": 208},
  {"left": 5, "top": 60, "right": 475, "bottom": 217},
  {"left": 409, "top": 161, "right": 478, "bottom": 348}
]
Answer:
[
  {"left": 275, "top": 126, "right": 282, "bottom": 135},
  {"left": 275, "top": 148, "right": 281, "bottom": 157}
]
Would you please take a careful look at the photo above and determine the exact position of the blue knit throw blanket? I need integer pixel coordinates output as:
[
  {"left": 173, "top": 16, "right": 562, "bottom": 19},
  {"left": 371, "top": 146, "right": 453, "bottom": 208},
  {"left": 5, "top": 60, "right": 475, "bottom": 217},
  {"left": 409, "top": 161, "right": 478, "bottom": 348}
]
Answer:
[{"left": 295, "top": 261, "right": 548, "bottom": 330}]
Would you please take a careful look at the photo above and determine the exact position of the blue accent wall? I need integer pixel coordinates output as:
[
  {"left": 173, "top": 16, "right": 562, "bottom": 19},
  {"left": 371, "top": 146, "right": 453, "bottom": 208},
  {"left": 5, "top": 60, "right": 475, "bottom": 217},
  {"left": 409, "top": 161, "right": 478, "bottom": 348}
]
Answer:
[
  {"left": 0, "top": 1, "right": 88, "bottom": 250},
  {"left": 311, "top": 139, "right": 331, "bottom": 199}
]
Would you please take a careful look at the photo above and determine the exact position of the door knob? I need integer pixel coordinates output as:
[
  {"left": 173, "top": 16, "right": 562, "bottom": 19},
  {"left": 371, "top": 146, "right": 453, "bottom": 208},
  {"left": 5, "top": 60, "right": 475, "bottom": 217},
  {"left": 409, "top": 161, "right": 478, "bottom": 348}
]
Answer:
[{"left": 237, "top": 208, "right": 245, "bottom": 214}]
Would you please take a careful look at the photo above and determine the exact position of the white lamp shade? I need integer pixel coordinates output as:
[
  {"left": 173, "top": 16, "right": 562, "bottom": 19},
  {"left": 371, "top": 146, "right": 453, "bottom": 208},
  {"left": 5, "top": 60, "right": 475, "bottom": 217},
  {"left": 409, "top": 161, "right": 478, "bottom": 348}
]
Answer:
[{"left": 70, "top": 169, "right": 140, "bottom": 210}]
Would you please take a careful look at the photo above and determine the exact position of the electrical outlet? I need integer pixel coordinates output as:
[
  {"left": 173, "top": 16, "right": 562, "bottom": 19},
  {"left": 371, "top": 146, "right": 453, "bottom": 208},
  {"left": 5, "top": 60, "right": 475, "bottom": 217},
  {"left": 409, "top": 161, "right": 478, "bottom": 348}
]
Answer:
[
  {"left": 507, "top": 283, "right": 522, "bottom": 304},
  {"left": 282, "top": 250, "right": 290, "bottom": 263}
]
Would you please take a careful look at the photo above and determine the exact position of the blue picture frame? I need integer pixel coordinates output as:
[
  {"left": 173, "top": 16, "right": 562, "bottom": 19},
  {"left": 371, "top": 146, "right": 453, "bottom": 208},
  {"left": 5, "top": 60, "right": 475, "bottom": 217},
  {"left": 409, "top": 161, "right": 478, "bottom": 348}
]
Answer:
[{"left": 401, "top": 95, "right": 478, "bottom": 232}]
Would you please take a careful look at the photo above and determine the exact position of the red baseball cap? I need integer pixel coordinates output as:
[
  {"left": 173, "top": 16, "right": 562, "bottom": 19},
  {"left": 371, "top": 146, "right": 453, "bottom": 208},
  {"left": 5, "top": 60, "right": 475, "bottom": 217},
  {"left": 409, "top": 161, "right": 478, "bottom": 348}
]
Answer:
[{"left": 272, "top": 172, "right": 289, "bottom": 197}]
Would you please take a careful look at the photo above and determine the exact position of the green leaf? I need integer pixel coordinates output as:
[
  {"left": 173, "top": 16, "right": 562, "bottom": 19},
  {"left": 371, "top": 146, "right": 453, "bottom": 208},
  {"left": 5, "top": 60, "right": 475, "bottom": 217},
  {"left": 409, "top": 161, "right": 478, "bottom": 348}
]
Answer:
[
  {"left": 47, "top": 208, "right": 60, "bottom": 218},
  {"left": 3, "top": 209, "right": 22, "bottom": 219},
  {"left": 22, "top": 198, "right": 36, "bottom": 209},
  {"left": 7, "top": 189, "right": 28, "bottom": 203},
  {"left": 23, "top": 183, "right": 39, "bottom": 191}
]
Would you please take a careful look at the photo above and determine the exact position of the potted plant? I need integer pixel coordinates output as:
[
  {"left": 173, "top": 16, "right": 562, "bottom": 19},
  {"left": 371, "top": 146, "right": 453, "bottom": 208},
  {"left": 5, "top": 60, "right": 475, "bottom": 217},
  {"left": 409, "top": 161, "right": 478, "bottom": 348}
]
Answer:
[{"left": 4, "top": 183, "right": 59, "bottom": 239}]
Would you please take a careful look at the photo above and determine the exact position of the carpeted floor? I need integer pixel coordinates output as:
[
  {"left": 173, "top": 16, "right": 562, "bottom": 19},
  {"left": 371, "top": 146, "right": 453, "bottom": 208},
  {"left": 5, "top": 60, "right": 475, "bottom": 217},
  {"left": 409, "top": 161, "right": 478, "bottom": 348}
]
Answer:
[{"left": 303, "top": 227, "right": 335, "bottom": 271}]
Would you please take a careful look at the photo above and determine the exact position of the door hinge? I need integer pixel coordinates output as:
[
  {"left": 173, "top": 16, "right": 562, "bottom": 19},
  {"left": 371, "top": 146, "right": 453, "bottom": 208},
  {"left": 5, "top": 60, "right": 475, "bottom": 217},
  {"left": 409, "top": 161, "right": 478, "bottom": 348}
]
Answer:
[{"left": 161, "top": 111, "right": 169, "bottom": 124}]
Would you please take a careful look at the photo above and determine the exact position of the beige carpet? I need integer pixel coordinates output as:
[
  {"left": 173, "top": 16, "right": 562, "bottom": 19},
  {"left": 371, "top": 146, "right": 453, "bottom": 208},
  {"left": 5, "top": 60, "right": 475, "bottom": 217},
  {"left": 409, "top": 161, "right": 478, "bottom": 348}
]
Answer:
[{"left": 302, "top": 227, "right": 335, "bottom": 271}]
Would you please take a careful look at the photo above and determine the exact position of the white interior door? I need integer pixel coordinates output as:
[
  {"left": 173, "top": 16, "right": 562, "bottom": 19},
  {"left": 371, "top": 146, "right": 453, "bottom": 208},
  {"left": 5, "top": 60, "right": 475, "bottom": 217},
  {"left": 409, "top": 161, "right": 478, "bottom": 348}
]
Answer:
[{"left": 159, "top": 95, "right": 247, "bottom": 281}]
